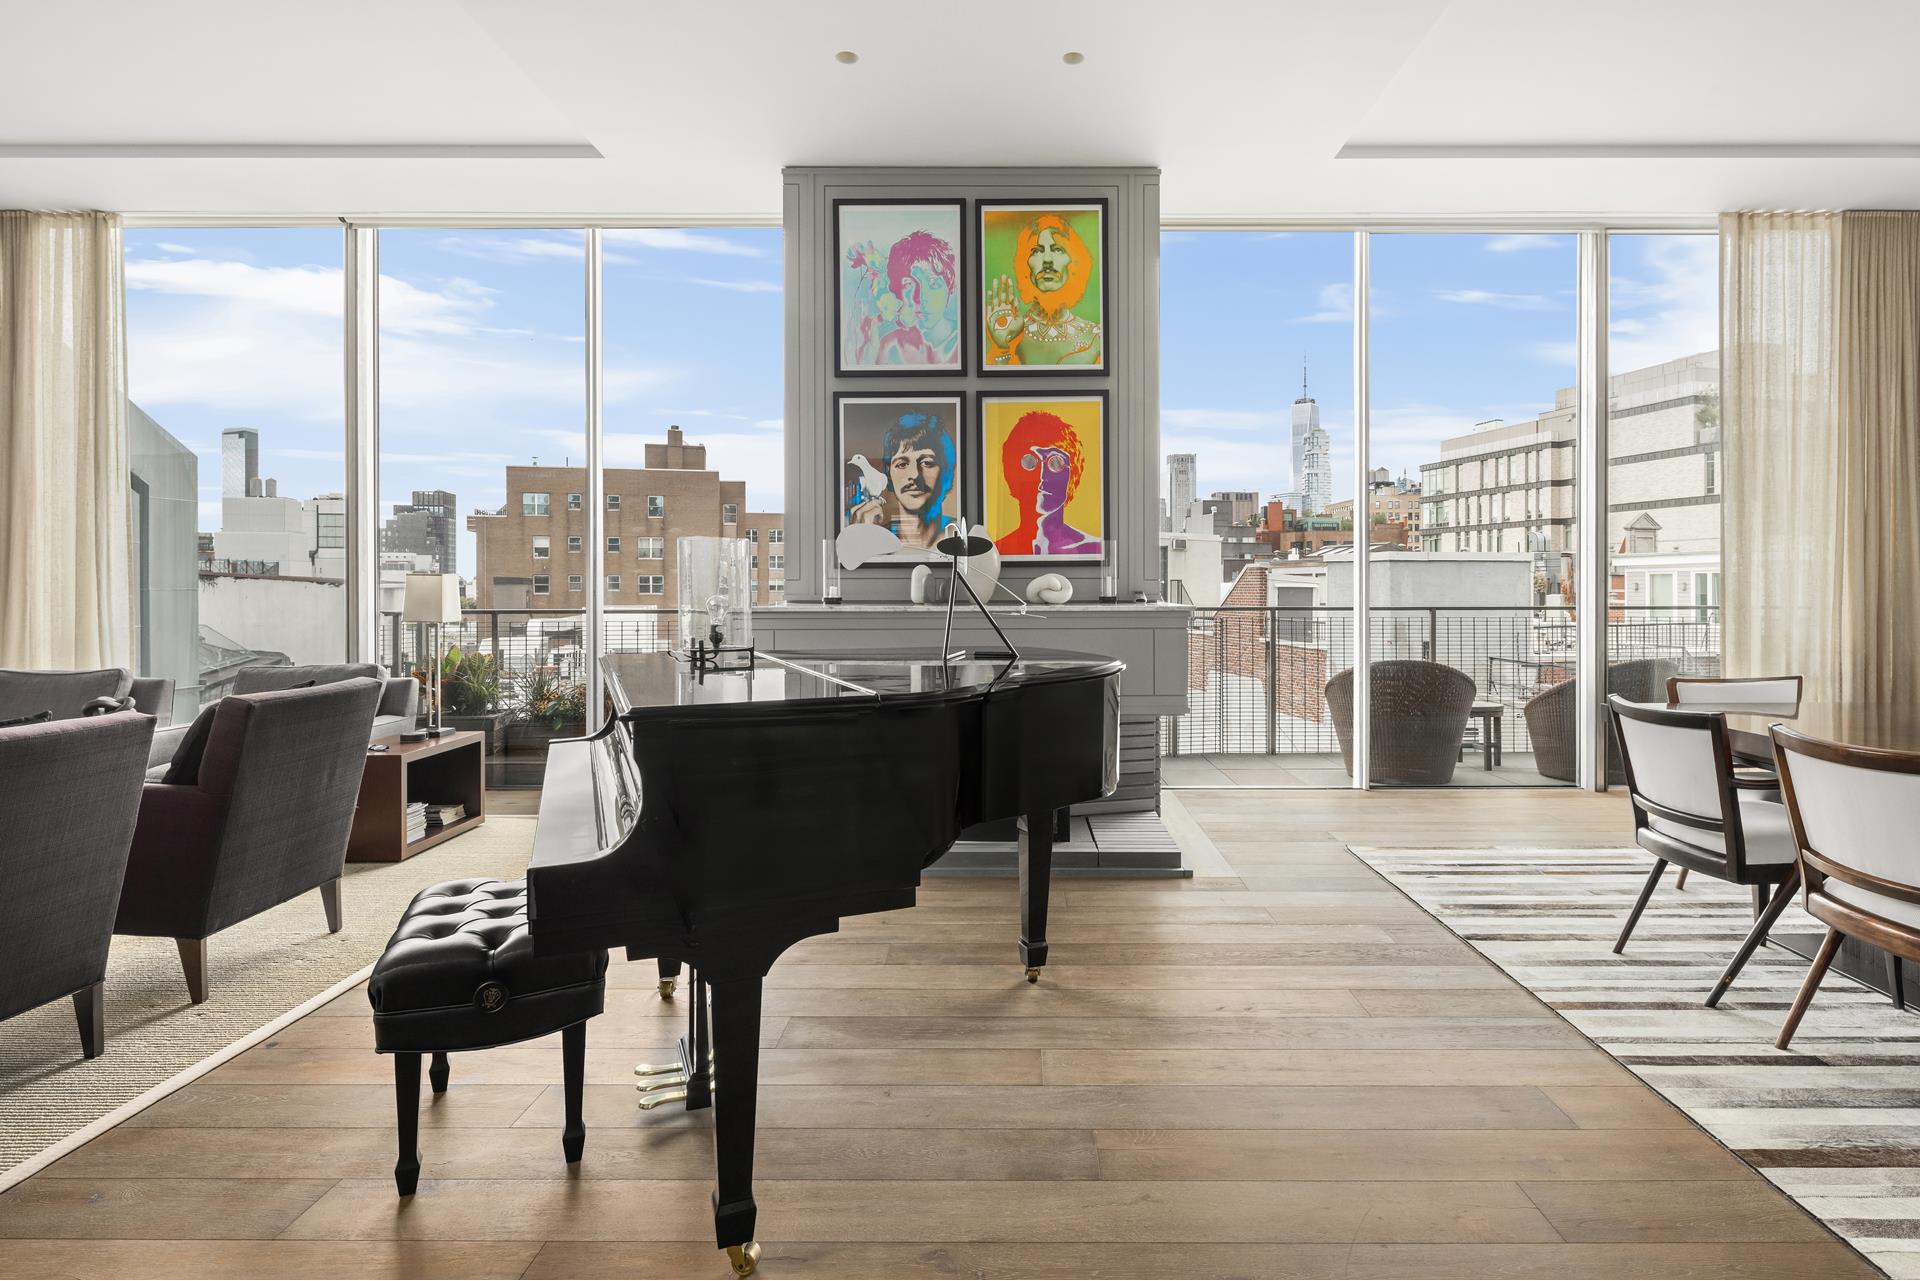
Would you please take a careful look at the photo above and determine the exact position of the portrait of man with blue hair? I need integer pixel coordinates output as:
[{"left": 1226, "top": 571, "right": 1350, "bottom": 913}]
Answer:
[{"left": 845, "top": 406, "right": 958, "bottom": 553}]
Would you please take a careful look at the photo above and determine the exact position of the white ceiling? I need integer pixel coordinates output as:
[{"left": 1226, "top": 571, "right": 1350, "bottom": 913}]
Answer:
[{"left": 4, "top": 0, "right": 1918, "bottom": 218}]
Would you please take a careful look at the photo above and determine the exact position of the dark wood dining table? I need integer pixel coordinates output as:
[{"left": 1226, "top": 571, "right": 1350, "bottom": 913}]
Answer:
[{"left": 1664, "top": 697, "right": 1920, "bottom": 1005}]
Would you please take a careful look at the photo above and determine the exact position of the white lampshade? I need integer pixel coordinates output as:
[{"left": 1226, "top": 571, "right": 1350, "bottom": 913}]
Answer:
[{"left": 403, "top": 572, "right": 463, "bottom": 625}]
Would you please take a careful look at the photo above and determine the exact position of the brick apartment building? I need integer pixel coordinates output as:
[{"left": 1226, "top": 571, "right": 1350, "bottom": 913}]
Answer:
[{"left": 466, "top": 426, "right": 784, "bottom": 610}]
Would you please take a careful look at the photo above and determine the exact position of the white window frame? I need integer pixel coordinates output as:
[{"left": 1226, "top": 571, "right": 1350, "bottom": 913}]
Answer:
[{"left": 647, "top": 494, "right": 665, "bottom": 518}]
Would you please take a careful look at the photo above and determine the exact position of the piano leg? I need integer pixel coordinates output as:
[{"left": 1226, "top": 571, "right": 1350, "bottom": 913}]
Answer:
[
  {"left": 657, "top": 957, "right": 681, "bottom": 999},
  {"left": 1019, "top": 808, "right": 1055, "bottom": 982},
  {"left": 688, "top": 969, "right": 713, "bottom": 1110},
  {"left": 709, "top": 975, "right": 764, "bottom": 1278}
]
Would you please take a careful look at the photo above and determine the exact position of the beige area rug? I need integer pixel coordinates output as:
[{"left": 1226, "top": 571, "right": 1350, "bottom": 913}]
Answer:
[{"left": 0, "top": 815, "right": 535, "bottom": 1184}]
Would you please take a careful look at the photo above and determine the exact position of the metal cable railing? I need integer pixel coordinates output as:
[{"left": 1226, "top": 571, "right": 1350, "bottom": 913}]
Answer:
[{"left": 1162, "top": 604, "right": 1720, "bottom": 760}]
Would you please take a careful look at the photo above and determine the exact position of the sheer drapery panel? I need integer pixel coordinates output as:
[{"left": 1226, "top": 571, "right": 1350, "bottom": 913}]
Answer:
[{"left": 0, "top": 210, "right": 130, "bottom": 669}]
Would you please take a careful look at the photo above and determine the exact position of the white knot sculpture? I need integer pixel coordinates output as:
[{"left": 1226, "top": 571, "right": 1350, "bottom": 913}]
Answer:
[{"left": 1024, "top": 573, "right": 1073, "bottom": 605}]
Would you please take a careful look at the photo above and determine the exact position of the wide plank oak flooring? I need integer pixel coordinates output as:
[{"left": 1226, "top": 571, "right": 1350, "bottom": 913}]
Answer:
[{"left": 0, "top": 788, "right": 1876, "bottom": 1278}]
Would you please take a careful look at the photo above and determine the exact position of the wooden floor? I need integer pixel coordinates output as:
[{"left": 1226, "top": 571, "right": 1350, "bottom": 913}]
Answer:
[{"left": 0, "top": 789, "right": 1877, "bottom": 1279}]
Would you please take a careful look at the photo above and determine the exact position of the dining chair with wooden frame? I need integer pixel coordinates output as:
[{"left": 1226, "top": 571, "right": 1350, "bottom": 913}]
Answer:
[
  {"left": 1769, "top": 724, "right": 1920, "bottom": 1049},
  {"left": 1607, "top": 696, "right": 1800, "bottom": 1006}
]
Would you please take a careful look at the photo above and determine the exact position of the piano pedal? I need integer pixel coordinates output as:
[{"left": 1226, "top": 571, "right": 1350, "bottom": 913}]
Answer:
[
  {"left": 725, "top": 1242, "right": 761, "bottom": 1278},
  {"left": 658, "top": 977, "right": 676, "bottom": 999},
  {"left": 638, "top": 1086, "right": 689, "bottom": 1111},
  {"left": 633, "top": 1060, "right": 682, "bottom": 1078}
]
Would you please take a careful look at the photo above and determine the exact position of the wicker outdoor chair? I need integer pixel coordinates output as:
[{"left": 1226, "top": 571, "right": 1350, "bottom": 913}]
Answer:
[
  {"left": 1326, "top": 660, "right": 1476, "bottom": 785},
  {"left": 1525, "top": 658, "right": 1677, "bottom": 784}
]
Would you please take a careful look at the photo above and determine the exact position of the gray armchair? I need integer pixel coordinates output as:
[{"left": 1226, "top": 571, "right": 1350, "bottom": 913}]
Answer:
[
  {"left": 0, "top": 711, "right": 156, "bottom": 1058},
  {"left": 1525, "top": 658, "right": 1679, "bottom": 784},
  {"left": 1326, "top": 660, "right": 1477, "bottom": 785},
  {"left": 115, "top": 678, "right": 382, "bottom": 1004}
]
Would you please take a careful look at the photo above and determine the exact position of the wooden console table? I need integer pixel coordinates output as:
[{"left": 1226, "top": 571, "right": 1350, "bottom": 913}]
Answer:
[{"left": 348, "top": 730, "right": 486, "bottom": 863}]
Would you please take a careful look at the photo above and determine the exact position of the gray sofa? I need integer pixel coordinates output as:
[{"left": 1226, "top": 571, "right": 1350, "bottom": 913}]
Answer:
[
  {"left": 0, "top": 667, "right": 171, "bottom": 724},
  {"left": 0, "top": 710, "right": 156, "bottom": 1058},
  {"left": 148, "top": 663, "right": 418, "bottom": 778}
]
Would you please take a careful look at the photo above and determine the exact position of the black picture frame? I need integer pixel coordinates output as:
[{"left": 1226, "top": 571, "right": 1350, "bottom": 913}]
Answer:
[
  {"left": 974, "top": 389, "right": 1110, "bottom": 562},
  {"left": 831, "top": 391, "right": 969, "bottom": 563},
  {"left": 974, "top": 196, "right": 1110, "bottom": 378},
  {"left": 832, "top": 198, "right": 968, "bottom": 378}
]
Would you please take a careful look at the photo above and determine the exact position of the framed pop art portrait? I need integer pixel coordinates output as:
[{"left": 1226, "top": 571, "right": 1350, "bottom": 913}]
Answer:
[
  {"left": 977, "top": 199, "right": 1107, "bottom": 374},
  {"left": 976, "top": 392, "right": 1107, "bottom": 560},
  {"left": 834, "top": 393, "right": 966, "bottom": 561},
  {"left": 835, "top": 200, "right": 966, "bottom": 375}
]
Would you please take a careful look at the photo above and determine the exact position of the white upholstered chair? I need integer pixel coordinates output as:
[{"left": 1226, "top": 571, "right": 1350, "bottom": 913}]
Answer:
[
  {"left": 1770, "top": 725, "right": 1920, "bottom": 1049},
  {"left": 1606, "top": 696, "right": 1800, "bottom": 1006},
  {"left": 1668, "top": 675, "right": 1805, "bottom": 706}
]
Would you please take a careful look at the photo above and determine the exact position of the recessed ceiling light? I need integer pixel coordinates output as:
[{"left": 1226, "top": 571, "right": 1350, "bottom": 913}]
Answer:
[
  {"left": 834, "top": 50, "right": 859, "bottom": 64},
  {"left": 1061, "top": 51, "right": 1085, "bottom": 65}
]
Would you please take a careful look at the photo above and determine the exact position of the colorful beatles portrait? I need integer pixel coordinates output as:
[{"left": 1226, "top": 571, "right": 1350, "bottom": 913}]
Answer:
[
  {"left": 979, "top": 201, "right": 1105, "bottom": 372},
  {"left": 836, "top": 395, "right": 965, "bottom": 559},
  {"left": 979, "top": 394, "right": 1105, "bottom": 559},
  {"left": 836, "top": 201, "right": 965, "bottom": 373}
]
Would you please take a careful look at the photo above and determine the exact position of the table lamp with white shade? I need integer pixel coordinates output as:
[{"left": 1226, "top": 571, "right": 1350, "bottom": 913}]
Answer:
[{"left": 404, "top": 572, "right": 463, "bottom": 737}]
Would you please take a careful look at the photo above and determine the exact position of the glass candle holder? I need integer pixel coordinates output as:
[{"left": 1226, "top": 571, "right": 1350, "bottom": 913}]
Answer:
[
  {"left": 1100, "top": 538, "right": 1118, "bottom": 603},
  {"left": 821, "top": 537, "right": 842, "bottom": 604}
]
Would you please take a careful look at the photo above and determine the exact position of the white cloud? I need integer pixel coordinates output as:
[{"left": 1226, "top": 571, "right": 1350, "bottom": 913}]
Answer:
[
  {"left": 1163, "top": 408, "right": 1287, "bottom": 433},
  {"left": 1293, "top": 282, "right": 1352, "bottom": 324},
  {"left": 435, "top": 234, "right": 585, "bottom": 264},
  {"left": 1485, "top": 235, "right": 1561, "bottom": 253},
  {"left": 1607, "top": 234, "right": 1719, "bottom": 373},
  {"left": 1435, "top": 289, "right": 1559, "bottom": 311},
  {"left": 686, "top": 277, "right": 781, "bottom": 294},
  {"left": 603, "top": 228, "right": 764, "bottom": 257}
]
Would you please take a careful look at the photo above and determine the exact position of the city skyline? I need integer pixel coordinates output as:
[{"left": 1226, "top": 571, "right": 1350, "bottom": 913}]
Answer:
[{"left": 127, "top": 227, "right": 1716, "bottom": 574}]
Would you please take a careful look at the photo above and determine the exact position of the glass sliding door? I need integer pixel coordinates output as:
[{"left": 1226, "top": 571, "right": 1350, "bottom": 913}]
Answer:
[
  {"left": 1365, "top": 233, "right": 1580, "bottom": 786},
  {"left": 123, "top": 226, "right": 347, "bottom": 721},
  {"left": 375, "top": 228, "right": 587, "bottom": 787},
  {"left": 599, "top": 226, "right": 784, "bottom": 663},
  {"left": 1156, "top": 230, "right": 1355, "bottom": 786},
  {"left": 1604, "top": 233, "right": 1721, "bottom": 772}
]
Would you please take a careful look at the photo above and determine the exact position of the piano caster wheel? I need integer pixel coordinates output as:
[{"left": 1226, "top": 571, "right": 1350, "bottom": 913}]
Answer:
[
  {"left": 638, "top": 1086, "right": 689, "bottom": 1111},
  {"left": 1025, "top": 966, "right": 1042, "bottom": 983},
  {"left": 725, "top": 1242, "right": 762, "bottom": 1278},
  {"left": 658, "top": 977, "right": 676, "bottom": 999}
]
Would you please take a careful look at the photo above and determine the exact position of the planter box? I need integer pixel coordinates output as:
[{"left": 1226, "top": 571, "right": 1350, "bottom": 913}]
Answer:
[
  {"left": 504, "top": 720, "right": 587, "bottom": 756},
  {"left": 443, "top": 711, "right": 509, "bottom": 753}
]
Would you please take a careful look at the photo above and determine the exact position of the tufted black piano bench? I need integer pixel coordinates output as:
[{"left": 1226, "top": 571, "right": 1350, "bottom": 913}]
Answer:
[{"left": 368, "top": 877, "right": 608, "bottom": 1195}]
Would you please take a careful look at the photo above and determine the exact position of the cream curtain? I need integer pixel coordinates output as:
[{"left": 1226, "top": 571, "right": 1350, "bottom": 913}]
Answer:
[
  {"left": 0, "top": 210, "right": 131, "bottom": 670},
  {"left": 1723, "top": 210, "right": 1920, "bottom": 713}
]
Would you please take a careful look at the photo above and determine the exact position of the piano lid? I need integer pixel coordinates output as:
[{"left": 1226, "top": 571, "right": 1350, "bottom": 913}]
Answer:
[{"left": 603, "top": 648, "right": 1121, "bottom": 718}]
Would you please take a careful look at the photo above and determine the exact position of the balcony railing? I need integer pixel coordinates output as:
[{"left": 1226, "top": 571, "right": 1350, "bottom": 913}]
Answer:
[
  {"left": 1163, "top": 604, "right": 1721, "bottom": 763},
  {"left": 378, "top": 607, "right": 681, "bottom": 787}
]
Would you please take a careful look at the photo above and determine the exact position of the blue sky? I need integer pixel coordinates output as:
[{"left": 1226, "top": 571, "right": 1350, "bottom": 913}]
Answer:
[{"left": 124, "top": 226, "right": 1713, "bottom": 578}]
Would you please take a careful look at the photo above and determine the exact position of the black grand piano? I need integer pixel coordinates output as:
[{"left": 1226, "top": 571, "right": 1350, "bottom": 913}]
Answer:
[{"left": 527, "top": 646, "right": 1121, "bottom": 1277}]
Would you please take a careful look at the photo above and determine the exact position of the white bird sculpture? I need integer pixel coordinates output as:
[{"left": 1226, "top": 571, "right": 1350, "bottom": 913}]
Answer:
[{"left": 847, "top": 454, "right": 887, "bottom": 505}]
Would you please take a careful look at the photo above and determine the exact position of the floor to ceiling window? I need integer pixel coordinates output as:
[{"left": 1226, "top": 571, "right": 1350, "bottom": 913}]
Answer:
[
  {"left": 1367, "top": 233, "right": 1580, "bottom": 788},
  {"left": 123, "top": 226, "right": 346, "bottom": 720},
  {"left": 1156, "top": 230, "right": 1356, "bottom": 785},
  {"left": 599, "top": 226, "right": 784, "bottom": 660},
  {"left": 375, "top": 228, "right": 587, "bottom": 787},
  {"left": 1604, "top": 232, "right": 1722, "bottom": 778}
]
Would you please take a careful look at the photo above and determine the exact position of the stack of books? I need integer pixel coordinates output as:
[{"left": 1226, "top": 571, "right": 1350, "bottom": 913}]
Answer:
[
  {"left": 424, "top": 802, "right": 467, "bottom": 832},
  {"left": 405, "top": 801, "right": 429, "bottom": 843}
]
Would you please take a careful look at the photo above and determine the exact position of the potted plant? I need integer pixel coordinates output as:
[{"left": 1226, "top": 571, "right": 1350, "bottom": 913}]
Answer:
[
  {"left": 438, "top": 646, "right": 508, "bottom": 751},
  {"left": 504, "top": 665, "right": 588, "bottom": 757}
]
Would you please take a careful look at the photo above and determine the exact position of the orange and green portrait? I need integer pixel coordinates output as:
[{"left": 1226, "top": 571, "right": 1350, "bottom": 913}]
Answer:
[
  {"left": 978, "top": 201, "right": 1105, "bottom": 371},
  {"left": 978, "top": 393, "right": 1106, "bottom": 561}
]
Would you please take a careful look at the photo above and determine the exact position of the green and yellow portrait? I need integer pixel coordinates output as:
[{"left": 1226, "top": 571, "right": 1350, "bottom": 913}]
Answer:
[{"left": 979, "top": 201, "right": 1106, "bottom": 372}]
